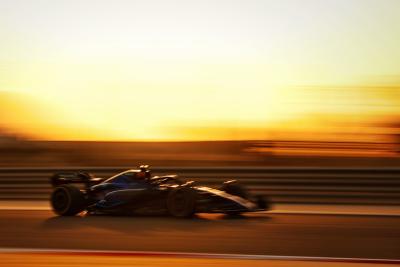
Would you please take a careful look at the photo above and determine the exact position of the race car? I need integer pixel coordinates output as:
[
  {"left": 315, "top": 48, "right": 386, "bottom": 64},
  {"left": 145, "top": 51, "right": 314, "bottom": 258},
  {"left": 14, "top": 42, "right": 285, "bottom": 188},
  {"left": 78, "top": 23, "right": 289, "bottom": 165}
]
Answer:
[{"left": 50, "top": 165, "right": 269, "bottom": 217}]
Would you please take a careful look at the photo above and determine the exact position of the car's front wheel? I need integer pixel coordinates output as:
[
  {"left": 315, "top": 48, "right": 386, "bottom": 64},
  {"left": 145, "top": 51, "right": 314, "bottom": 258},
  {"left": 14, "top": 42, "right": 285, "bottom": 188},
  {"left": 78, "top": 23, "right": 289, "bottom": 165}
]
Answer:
[
  {"left": 220, "top": 181, "right": 249, "bottom": 199},
  {"left": 50, "top": 185, "right": 86, "bottom": 216}
]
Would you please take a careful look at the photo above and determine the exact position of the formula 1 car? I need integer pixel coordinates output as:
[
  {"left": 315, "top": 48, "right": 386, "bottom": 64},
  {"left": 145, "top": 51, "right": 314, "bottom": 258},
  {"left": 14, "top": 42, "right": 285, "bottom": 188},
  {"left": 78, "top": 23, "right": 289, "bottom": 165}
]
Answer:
[{"left": 50, "top": 165, "right": 269, "bottom": 217}]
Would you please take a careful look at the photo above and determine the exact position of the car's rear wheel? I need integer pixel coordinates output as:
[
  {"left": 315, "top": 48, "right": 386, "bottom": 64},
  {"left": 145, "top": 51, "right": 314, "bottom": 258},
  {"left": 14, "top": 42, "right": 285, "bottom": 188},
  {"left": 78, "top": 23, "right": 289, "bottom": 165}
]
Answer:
[
  {"left": 51, "top": 185, "right": 86, "bottom": 216},
  {"left": 167, "top": 187, "right": 196, "bottom": 218}
]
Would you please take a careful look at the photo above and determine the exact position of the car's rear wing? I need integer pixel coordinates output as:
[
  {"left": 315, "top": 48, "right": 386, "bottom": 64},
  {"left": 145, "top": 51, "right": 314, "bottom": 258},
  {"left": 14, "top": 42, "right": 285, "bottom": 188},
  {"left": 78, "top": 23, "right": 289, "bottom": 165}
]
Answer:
[{"left": 50, "top": 172, "right": 103, "bottom": 188}]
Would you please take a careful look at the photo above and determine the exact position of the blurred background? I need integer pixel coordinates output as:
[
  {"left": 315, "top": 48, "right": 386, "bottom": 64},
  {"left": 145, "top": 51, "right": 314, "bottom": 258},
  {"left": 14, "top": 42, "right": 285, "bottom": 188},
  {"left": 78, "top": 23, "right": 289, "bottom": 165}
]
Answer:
[
  {"left": 1, "top": 2, "right": 400, "bottom": 265},
  {"left": 0, "top": 0, "right": 400, "bottom": 168}
]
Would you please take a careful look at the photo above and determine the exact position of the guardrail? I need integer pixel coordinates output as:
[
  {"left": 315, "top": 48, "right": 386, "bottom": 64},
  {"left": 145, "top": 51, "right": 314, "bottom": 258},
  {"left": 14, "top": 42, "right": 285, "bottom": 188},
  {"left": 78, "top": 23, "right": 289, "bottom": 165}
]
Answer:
[{"left": 0, "top": 167, "right": 399, "bottom": 205}]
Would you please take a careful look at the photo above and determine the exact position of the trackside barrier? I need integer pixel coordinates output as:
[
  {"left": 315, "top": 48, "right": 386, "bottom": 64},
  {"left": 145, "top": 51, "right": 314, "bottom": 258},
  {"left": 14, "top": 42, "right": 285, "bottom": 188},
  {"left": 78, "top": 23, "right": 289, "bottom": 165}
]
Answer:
[{"left": 0, "top": 167, "right": 399, "bottom": 205}]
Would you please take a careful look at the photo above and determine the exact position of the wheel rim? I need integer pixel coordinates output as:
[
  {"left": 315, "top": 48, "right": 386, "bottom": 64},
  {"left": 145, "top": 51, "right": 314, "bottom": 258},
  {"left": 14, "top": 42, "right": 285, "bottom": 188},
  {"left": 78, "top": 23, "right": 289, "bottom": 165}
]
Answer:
[{"left": 51, "top": 189, "right": 69, "bottom": 213}]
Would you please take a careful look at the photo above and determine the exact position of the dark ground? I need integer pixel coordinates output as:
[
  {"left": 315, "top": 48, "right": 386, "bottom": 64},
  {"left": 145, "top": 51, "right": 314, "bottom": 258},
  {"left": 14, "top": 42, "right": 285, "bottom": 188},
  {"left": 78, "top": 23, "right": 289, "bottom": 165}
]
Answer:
[{"left": 0, "top": 210, "right": 399, "bottom": 259}]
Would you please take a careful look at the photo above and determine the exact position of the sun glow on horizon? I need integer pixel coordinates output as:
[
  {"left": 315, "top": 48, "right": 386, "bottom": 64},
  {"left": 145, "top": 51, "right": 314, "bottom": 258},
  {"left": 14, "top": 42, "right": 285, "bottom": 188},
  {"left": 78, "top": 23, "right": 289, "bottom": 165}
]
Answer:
[{"left": 1, "top": 0, "right": 400, "bottom": 141}]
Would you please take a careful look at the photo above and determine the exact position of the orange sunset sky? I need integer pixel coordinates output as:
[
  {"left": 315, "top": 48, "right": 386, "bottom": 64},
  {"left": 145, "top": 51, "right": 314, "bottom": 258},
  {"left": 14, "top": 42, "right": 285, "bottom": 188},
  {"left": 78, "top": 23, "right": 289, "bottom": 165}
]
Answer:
[{"left": 0, "top": 0, "right": 400, "bottom": 141}]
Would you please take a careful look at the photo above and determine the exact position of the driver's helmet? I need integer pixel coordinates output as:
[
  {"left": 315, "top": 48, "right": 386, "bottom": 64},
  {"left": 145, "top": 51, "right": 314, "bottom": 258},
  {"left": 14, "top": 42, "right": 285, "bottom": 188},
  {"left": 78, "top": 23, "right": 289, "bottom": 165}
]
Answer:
[{"left": 137, "top": 165, "right": 151, "bottom": 180}]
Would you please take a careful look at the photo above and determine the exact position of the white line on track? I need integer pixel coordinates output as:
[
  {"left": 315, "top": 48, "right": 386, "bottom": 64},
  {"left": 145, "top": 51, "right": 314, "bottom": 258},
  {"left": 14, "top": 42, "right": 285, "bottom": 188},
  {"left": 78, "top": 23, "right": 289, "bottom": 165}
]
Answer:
[{"left": 0, "top": 248, "right": 399, "bottom": 264}]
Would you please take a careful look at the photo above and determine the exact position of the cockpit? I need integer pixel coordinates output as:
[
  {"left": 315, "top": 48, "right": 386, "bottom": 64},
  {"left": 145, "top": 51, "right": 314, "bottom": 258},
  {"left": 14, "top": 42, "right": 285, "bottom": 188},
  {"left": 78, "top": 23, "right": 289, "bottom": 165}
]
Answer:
[{"left": 103, "top": 170, "right": 146, "bottom": 184}]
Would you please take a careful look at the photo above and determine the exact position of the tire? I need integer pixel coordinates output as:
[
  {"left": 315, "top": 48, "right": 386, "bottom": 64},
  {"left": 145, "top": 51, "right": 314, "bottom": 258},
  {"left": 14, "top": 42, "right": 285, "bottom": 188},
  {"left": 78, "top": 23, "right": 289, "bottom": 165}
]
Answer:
[
  {"left": 50, "top": 185, "right": 86, "bottom": 216},
  {"left": 220, "top": 182, "right": 248, "bottom": 199},
  {"left": 166, "top": 187, "right": 196, "bottom": 218}
]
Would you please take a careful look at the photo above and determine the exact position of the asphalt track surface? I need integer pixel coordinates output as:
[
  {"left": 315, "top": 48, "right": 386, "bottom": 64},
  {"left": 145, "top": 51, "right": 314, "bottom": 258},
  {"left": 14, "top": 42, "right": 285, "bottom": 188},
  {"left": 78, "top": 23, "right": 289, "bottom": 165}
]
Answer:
[
  {"left": 1, "top": 253, "right": 397, "bottom": 267},
  {"left": 0, "top": 210, "right": 399, "bottom": 260}
]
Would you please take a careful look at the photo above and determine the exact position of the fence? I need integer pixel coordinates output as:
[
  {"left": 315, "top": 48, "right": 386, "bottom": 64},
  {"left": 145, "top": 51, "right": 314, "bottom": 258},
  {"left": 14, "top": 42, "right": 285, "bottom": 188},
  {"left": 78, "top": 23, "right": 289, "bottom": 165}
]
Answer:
[{"left": 0, "top": 167, "right": 399, "bottom": 205}]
